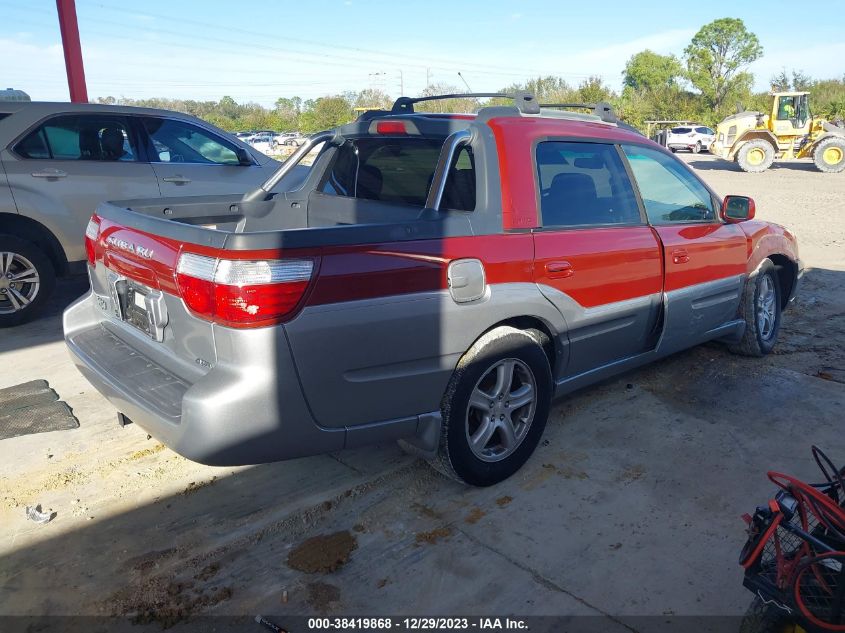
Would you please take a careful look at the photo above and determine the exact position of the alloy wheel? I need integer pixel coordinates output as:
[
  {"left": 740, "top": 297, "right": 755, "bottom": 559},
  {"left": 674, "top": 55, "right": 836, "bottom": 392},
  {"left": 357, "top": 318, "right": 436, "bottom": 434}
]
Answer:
[
  {"left": 0, "top": 252, "right": 40, "bottom": 314},
  {"left": 465, "top": 358, "right": 537, "bottom": 462},
  {"left": 756, "top": 274, "right": 777, "bottom": 341}
]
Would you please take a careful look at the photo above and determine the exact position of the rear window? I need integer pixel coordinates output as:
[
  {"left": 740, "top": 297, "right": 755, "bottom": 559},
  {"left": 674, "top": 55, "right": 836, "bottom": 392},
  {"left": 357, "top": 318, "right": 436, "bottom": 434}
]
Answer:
[
  {"left": 320, "top": 137, "right": 475, "bottom": 211},
  {"left": 14, "top": 115, "right": 137, "bottom": 161},
  {"left": 670, "top": 127, "right": 692, "bottom": 134}
]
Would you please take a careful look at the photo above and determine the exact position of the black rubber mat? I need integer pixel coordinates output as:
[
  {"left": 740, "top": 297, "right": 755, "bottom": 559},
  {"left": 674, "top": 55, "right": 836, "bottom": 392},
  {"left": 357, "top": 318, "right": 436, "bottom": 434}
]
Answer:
[
  {"left": 0, "top": 380, "right": 79, "bottom": 440},
  {"left": 0, "top": 379, "right": 58, "bottom": 411}
]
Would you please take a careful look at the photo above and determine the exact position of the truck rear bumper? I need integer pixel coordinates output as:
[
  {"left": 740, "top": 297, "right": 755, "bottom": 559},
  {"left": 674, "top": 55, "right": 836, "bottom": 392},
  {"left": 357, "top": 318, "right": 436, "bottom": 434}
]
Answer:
[{"left": 64, "top": 291, "right": 347, "bottom": 465}]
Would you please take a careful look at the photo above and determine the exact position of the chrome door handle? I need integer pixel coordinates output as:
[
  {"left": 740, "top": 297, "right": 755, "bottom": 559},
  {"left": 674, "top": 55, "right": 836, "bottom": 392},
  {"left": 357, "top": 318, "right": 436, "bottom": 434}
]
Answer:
[
  {"left": 31, "top": 169, "right": 67, "bottom": 178},
  {"left": 545, "top": 260, "right": 574, "bottom": 278},
  {"left": 162, "top": 176, "right": 191, "bottom": 184},
  {"left": 672, "top": 249, "right": 690, "bottom": 264}
]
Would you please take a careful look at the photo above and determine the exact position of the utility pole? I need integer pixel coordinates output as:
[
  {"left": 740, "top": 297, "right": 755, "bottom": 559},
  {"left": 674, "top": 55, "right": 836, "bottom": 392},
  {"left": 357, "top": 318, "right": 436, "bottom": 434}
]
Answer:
[
  {"left": 56, "top": 0, "right": 88, "bottom": 102},
  {"left": 426, "top": 67, "right": 431, "bottom": 88},
  {"left": 398, "top": 70, "right": 404, "bottom": 96}
]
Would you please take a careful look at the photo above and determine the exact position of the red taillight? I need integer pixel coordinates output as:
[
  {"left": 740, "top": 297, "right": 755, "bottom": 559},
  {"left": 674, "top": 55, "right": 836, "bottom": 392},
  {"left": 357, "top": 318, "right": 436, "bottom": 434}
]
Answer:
[
  {"left": 175, "top": 253, "right": 314, "bottom": 328},
  {"left": 84, "top": 216, "right": 100, "bottom": 266},
  {"left": 376, "top": 121, "right": 407, "bottom": 135}
]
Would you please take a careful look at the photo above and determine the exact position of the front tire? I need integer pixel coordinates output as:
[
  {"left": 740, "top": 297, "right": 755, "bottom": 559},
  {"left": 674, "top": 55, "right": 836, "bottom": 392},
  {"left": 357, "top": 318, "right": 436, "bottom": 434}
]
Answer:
[
  {"left": 737, "top": 140, "right": 775, "bottom": 173},
  {"left": 813, "top": 136, "right": 845, "bottom": 173},
  {"left": 729, "top": 260, "right": 782, "bottom": 357},
  {"left": 432, "top": 326, "right": 552, "bottom": 486},
  {"left": 0, "top": 235, "right": 56, "bottom": 327}
]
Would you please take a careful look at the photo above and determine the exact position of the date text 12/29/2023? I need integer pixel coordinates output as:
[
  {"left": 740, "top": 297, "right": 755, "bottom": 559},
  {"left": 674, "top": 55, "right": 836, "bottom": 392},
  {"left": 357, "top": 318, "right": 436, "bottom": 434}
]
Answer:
[{"left": 305, "top": 617, "right": 528, "bottom": 630}]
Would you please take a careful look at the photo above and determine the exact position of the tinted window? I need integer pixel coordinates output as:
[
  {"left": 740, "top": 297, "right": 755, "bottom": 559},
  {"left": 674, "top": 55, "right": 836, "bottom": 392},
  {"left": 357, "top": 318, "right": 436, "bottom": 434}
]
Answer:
[
  {"left": 622, "top": 144, "right": 715, "bottom": 224},
  {"left": 15, "top": 115, "right": 137, "bottom": 161},
  {"left": 671, "top": 127, "right": 692, "bottom": 134},
  {"left": 695, "top": 127, "right": 710, "bottom": 134},
  {"left": 321, "top": 137, "right": 475, "bottom": 211},
  {"left": 536, "top": 142, "right": 641, "bottom": 227},
  {"left": 142, "top": 118, "right": 241, "bottom": 165}
]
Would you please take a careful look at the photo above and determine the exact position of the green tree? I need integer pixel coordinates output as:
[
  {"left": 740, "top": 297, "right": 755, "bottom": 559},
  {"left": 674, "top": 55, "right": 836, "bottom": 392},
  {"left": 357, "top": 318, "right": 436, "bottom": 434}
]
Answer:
[
  {"left": 684, "top": 18, "right": 763, "bottom": 112},
  {"left": 623, "top": 50, "right": 684, "bottom": 91},
  {"left": 577, "top": 76, "right": 614, "bottom": 104},
  {"left": 355, "top": 88, "right": 392, "bottom": 111},
  {"left": 298, "top": 95, "right": 354, "bottom": 133}
]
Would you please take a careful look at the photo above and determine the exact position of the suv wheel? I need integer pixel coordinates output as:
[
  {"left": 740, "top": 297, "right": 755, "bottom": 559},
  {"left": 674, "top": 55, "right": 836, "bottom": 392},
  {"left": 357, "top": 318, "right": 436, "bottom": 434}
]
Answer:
[
  {"left": 432, "top": 326, "right": 552, "bottom": 486},
  {"left": 0, "top": 236, "right": 56, "bottom": 327},
  {"left": 693, "top": 141, "right": 702, "bottom": 154},
  {"left": 729, "top": 259, "right": 781, "bottom": 357}
]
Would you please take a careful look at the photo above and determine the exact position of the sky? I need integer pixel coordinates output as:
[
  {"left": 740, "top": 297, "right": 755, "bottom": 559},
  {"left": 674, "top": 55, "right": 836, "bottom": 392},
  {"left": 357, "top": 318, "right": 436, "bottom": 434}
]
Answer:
[{"left": 1, "top": 0, "right": 844, "bottom": 107}]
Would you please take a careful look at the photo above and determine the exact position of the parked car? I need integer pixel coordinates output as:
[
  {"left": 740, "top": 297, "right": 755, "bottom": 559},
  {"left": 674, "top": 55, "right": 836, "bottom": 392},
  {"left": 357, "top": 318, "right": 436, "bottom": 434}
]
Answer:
[
  {"left": 0, "top": 102, "right": 310, "bottom": 326},
  {"left": 282, "top": 133, "right": 307, "bottom": 147},
  {"left": 666, "top": 124, "right": 715, "bottom": 153},
  {"left": 64, "top": 95, "right": 801, "bottom": 486}
]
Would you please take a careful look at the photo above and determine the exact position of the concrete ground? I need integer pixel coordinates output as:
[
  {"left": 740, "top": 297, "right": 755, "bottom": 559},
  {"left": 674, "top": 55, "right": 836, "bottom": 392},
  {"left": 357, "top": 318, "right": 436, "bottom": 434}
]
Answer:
[{"left": 0, "top": 153, "right": 843, "bottom": 629}]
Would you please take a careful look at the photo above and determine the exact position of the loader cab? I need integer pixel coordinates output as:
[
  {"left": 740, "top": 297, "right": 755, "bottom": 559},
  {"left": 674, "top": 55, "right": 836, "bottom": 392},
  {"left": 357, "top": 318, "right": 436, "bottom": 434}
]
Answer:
[{"left": 772, "top": 92, "right": 811, "bottom": 136}]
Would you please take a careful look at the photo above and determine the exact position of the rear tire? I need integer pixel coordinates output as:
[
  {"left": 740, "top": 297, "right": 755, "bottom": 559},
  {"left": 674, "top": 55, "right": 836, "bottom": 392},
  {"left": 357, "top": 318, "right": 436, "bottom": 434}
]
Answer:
[
  {"left": 813, "top": 136, "right": 845, "bottom": 173},
  {"left": 729, "top": 260, "right": 782, "bottom": 357},
  {"left": 737, "top": 140, "right": 775, "bottom": 173},
  {"left": 739, "top": 596, "right": 797, "bottom": 633},
  {"left": 693, "top": 141, "right": 702, "bottom": 154},
  {"left": 431, "top": 326, "right": 552, "bottom": 486},
  {"left": 0, "top": 235, "right": 56, "bottom": 327}
]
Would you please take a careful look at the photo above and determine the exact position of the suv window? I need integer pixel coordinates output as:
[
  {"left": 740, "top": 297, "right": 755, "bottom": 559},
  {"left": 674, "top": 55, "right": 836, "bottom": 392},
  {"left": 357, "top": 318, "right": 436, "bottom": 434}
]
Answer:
[
  {"left": 321, "top": 137, "right": 475, "bottom": 211},
  {"left": 141, "top": 118, "right": 242, "bottom": 165},
  {"left": 622, "top": 144, "right": 715, "bottom": 224},
  {"left": 15, "top": 115, "right": 137, "bottom": 161},
  {"left": 671, "top": 127, "right": 691, "bottom": 134},
  {"left": 695, "top": 127, "right": 710, "bottom": 134},
  {"left": 536, "top": 141, "right": 641, "bottom": 227}
]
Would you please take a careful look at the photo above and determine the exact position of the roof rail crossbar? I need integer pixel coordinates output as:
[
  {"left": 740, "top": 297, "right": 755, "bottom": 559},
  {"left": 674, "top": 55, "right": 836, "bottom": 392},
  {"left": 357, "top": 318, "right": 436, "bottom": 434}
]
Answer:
[
  {"left": 539, "top": 101, "right": 618, "bottom": 124},
  {"left": 390, "top": 92, "right": 540, "bottom": 115}
]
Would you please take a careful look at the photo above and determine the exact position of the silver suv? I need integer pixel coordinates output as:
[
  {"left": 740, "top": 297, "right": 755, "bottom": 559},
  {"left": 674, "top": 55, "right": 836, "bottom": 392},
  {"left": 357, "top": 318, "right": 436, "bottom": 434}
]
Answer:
[{"left": 0, "top": 102, "right": 282, "bottom": 326}]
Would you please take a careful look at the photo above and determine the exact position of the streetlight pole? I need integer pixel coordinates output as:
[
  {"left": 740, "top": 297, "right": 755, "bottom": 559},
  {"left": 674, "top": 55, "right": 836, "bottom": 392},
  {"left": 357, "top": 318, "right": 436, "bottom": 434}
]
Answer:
[{"left": 56, "top": 0, "right": 88, "bottom": 102}]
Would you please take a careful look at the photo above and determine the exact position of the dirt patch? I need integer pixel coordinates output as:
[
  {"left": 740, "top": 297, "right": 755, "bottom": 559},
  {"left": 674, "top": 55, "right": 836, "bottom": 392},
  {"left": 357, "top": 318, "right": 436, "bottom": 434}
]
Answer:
[
  {"left": 377, "top": 578, "right": 389, "bottom": 589},
  {"left": 306, "top": 581, "right": 341, "bottom": 612},
  {"left": 104, "top": 577, "right": 232, "bottom": 627},
  {"left": 194, "top": 562, "right": 220, "bottom": 582},
  {"left": 181, "top": 476, "right": 217, "bottom": 496},
  {"left": 126, "top": 548, "right": 177, "bottom": 573},
  {"left": 495, "top": 495, "right": 512, "bottom": 507},
  {"left": 129, "top": 444, "right": 166, "bottom": 461},
  {"left": 287, "top": 530, "right": 358, "bottom": 574},
  {"left": 615, "top": 465, "right": 646, "bottom": 484},
  {"left": 464, "top": 508, "right": 486, "bottom": 524},
  {"left": 411, "top": 502, "right": 442, "bottom": 519},
  {"left": 415, "top": 526, "right": 452, "bottom": 545}
]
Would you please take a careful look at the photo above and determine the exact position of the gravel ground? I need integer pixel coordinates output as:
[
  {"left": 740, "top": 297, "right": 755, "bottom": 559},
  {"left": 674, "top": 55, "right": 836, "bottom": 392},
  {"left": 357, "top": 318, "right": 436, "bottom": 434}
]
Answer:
[{"left": 0, "top": 152, "right": 842, "bottom": 629}]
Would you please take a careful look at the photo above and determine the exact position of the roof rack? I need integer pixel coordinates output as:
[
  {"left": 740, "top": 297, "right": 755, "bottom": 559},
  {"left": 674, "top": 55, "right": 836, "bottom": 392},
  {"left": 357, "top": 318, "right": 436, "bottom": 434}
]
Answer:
[
  {"left": 390, "top": 92, "right": 540, "bottom": 115},
  {"left": 539, "top": 101, "right": 617, "bottom": 124}
]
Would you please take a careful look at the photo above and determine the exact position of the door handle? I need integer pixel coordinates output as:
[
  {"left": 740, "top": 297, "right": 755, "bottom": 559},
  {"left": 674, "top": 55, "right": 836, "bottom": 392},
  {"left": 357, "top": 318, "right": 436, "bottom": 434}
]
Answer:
[
  {"left": 672, "top": 249, "right": 690, "bottom": 264},
  {"left": 545, "top": 260, "right": 574, "bottom": 278},
  {"left": 31, "top": 169, "right": 67, "bottom": 178},
  {"left": 162, "top": 176, "right": 191, "bottom": 184}
]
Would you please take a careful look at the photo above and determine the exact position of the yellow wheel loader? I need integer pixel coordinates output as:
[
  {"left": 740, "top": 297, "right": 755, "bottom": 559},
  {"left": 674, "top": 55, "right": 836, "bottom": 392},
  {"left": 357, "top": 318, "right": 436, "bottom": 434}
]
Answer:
[{"left": 710, "top": 91, "right": 845, "bottom": 173}]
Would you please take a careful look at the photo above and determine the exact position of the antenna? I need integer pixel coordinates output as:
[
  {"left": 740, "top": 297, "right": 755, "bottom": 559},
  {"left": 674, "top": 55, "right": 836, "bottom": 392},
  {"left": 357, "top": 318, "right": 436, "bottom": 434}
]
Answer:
[{"left": 457, "top": 72, "right": 472, "bottom": 92}]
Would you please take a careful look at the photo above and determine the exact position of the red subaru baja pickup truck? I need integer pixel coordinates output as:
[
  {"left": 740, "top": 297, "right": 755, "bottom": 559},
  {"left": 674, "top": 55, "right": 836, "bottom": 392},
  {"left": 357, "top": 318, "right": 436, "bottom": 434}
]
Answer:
[{"left": 64, "top": 93, "right": 801, "bottom": 486}]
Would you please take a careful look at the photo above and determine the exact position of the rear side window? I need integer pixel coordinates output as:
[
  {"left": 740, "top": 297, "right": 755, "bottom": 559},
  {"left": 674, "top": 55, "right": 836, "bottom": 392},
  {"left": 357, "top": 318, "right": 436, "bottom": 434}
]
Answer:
[
  {"left": 622, "top": 144, "right": 715, "bottom": 224},
  {"left": 695, "top": 127, "right": 710, "bottom": 134},
  {"left": 535, "top": 142, "right": 641, "bottom": 227},
  {"left": 141, "top": 118, "right": 241, "bottom": 165},
  {"left": 320, "top": 137, "right": 475, "bottom": 211},
  {"left": 15, "top": 115, "right": 137, "bottom": 161}
]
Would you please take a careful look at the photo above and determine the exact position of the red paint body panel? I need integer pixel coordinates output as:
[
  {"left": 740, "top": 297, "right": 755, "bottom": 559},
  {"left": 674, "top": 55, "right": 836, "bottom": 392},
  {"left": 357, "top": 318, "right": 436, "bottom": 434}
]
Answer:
[
  {"left": 653, "top": 224, "right": 748, "bottom": 292},
  {"left": 485, "top": 116, "right": 654, "bottom": 231},
  {"left": 739, "top": 219, "right": 801, "bottom": 274},
  {"left": 533, "top": 227, "right": 663, "bottom": 307},
  {"left": 307, "top": 234, "right": 534, "bottom": 306}
]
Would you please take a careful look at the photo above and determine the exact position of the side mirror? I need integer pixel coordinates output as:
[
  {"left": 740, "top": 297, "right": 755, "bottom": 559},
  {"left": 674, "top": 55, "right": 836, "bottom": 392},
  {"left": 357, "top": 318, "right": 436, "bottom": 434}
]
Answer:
[
  {"left": 721, "top": 195, "right": 756, "bottom": 223},
  {"left": 236, "top": 147, "right": 254, "bottom": 166}
]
